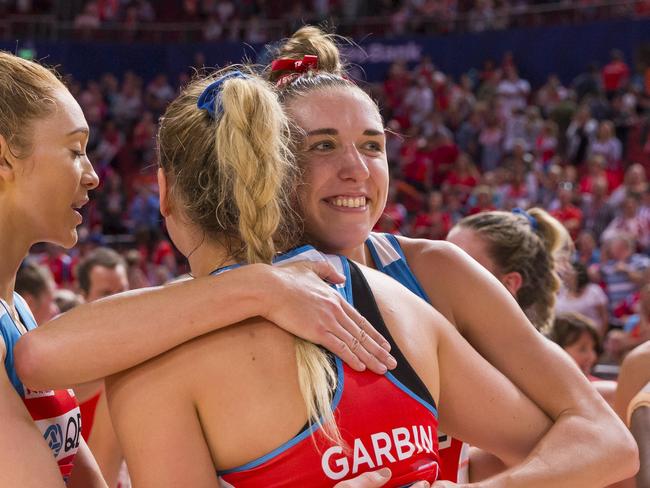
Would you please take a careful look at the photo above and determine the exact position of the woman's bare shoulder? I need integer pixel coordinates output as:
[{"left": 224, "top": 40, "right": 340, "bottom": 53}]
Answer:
[{"left": 106, "top": 317, "right": 295, "bottom": 395}]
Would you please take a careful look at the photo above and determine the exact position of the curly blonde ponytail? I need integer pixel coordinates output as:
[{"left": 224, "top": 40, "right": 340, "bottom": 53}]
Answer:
[
  {"left": 158, "top": 67, "right": 341, "bottom": 445},
  {"left": 215, "top": 76, "right": 294, "bottom": 264}
]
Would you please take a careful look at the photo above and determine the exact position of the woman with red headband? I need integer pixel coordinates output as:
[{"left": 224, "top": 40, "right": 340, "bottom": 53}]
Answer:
[{"left": 259, "top": 26, "right": 636, "bottom": 486}]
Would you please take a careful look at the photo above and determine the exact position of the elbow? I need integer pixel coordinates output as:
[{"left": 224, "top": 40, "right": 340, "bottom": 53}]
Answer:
[
  {"left": 14, "top": 333, "right": 49, "bottom": 391},
  {"left": 623, "top": 433, "right": 641, "bottom": 480},
  {"left": 608, "top": 421, "right": 640, "bottom": 481}
]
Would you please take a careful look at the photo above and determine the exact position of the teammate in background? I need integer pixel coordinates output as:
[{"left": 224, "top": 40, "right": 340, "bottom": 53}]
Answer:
[
  {"left": 614, "top": 341, "right": 650, "bottom": 488},
  {"left": 264, "top": 26, "right": 636, "bottom": 485},
  {"left": 447, "top": 208, "right": 569, "bottom": 333},
  {"left": 0, "top": 50, "right": 106, "bottom": 487},
  {"left": 104, "top": 67, "right": 549, "bottom": 487},
  {"left": 15, "top": 260, "right": 60, "bottom": 325},
  {"left": 4, "top": 51, "right": 392, "bottom": 487},
  {"left": 74, "top": 248, "right": 130, "bottom": 488}
]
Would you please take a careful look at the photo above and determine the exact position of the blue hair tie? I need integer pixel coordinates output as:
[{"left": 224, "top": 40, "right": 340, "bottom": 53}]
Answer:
[
  {"left": 512, "top": 207, "right": 539, "bottom": 231},
  {"left": 197, "top": 70, "right": 249, "bottom": 119}
]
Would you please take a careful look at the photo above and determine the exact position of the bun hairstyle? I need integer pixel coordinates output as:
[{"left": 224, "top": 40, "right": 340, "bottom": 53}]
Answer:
[
  {"left": 267, "top": 26, "right": 345, "bottom": 82},
  {"left": 456, "top": 208, "right": 571, "bottom": 333},
  {"left": 158, "top": 67, "right": 341, "bottom": 444},
  {"left": 265, "top": 27, "right": 384, "bottom": 445},
  {"left": 265, "top": 26, "right": 370, "bottom": 111},
  {"left": 0, "top": 51, "right": 65, "bottom": 158}
]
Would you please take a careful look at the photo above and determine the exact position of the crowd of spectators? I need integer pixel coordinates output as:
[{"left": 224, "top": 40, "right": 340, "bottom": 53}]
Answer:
[
  {"left": 15, "top": 39, "right": 650, "bottom": 367},
  {"left": 1, "top": 0, "right": 649, "bottom": 42}
]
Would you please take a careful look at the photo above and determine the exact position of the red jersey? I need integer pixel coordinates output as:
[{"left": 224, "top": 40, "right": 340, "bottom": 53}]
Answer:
[
  {"left": 219, "top": 258, "right": 440, "bottom": 487},
  {"left": 220, "top": 359, "right": 439, "bottom": 487}
]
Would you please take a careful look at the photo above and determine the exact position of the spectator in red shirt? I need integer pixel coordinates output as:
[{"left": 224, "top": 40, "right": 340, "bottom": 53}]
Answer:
[
  {"left": 469, "top": 185, "right": 497, "bottom": 215},
  {"left": 426, "top": 131, "right": 459, "bottom": 187},
  {"left": 602, "top": 49, "right": 630, "bottom": 97},
  {"left": 442, "top": 152, "right": 479, "bottom": 203},
  {"left": 410, "top": 191, "right": 452, "bottom": 240},
  {"left": 383, "top": 61, "right": 411, "bottom": 110},
  {"left": 579, "top": 155, "right": 609, "bottom": 195},
  {"left": 401, "top": 136, "right": 432, "bottom": 193},
  {"left": 552, "top": 182, "right": 584, "bottom": 240},
  {"left": 39, "top": 243, "right": 75, "bottom": 288},
  {"left": 535, "top": 120, "right": 558, "bottom": 168}
]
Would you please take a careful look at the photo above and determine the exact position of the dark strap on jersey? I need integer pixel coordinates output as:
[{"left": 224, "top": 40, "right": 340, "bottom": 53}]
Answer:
[{"left": 348, "top": 260, "right": 435, "bottom": 407}]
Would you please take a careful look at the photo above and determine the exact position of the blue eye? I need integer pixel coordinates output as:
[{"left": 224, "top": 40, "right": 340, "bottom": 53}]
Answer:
[
  {"left": 364, "top": 141, "right": 383, "bottom": 152},
  {"left": 311, "top": 141, "right": 335, "bottom": 151}
]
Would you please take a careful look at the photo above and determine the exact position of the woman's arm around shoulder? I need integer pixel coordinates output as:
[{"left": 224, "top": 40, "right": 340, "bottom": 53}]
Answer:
[
  {"left": 398, "top": 236, "right": 638, "bottom": 485},
  {"left": 0, "top": 337, "right": 67, "bottom": 488},
  {"left": 16, "top": 260, "right": 392, "bottom": 390},
  {"left": 359, "top": 266, "right": 550, "bottom": 473}
]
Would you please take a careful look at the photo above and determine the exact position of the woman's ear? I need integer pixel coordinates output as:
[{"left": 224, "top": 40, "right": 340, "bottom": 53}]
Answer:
[
  {"left": 500, "top": 271, "right": 523, "bottom": 297},
  {"left": 157, "top": 168, "right": 171, "bottom": 217},
  {"left": 0, "top": 134, "right": 16, "bottom": 184}
]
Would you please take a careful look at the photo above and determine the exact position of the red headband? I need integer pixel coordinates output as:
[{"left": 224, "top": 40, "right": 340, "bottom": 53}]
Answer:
[
  {"left": 271, "top": 55, "right": 318, "bottom": 86},
  {"left": 271, "top": 54, "right": 319, "bottom": 73}
]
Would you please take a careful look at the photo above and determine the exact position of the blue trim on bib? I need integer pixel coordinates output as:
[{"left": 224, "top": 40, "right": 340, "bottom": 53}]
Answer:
[{"left": 385, "top": 371, "right": 438, "bottom": 419}]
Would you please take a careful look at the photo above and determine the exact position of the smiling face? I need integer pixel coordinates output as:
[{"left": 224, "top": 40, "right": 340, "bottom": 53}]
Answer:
[
  {"left": 8, "top": 88, "right": 99, "bottom": 248},
  {"left": 287, "top": 87, "right": 389, "bottom": 257}
]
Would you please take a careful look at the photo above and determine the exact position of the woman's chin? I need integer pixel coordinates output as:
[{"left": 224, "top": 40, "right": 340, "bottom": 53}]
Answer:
[{"left": 54, "top": 229, "right": 79, "bottom": 249}]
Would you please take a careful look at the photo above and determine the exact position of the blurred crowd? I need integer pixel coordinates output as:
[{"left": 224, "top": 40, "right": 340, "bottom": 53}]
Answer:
[
  {"left": 1, "top": 0, "right": 649, "bottom": 42},
  {"left": 13, "top": 39, "right": 650, "bottom": 368}
]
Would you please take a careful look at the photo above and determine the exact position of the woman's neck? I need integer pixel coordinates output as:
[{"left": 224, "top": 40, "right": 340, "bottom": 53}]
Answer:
[
  {"left": 186, "top": 238, "right": 236, "bottom": 278},
  {"left": 0, "top": 206, "right": 30, "bottom": 306}
]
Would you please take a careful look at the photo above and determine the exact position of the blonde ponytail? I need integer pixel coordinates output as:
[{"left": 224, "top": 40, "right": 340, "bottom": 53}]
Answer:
[
  {"left": 215, "top": 76, "right": 293, "bottom": 264},
  {"left": 158, "top": 67, "right": 341, "bottom": 445}
]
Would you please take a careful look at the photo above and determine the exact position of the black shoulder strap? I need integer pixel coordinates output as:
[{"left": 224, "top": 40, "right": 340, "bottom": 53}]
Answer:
[{"left": 348, "top": 260, "right": 435, "bottom": 407}]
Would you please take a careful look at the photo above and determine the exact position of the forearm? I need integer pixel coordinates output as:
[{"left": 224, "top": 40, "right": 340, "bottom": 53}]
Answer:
[
  {"left": 15, "top": 264, "right": 271, "bottom": 389},
  {"left": 481, "top": 413, "right": 638, "bottom": 488}
]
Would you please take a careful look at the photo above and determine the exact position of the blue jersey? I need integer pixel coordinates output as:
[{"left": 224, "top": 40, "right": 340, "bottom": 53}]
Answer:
[
  {"left": 0, "top": 293, "right": 82, "bottom": 482},
  {"left": 365, "top": 233, "right": 469, "bottom": 483}
]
